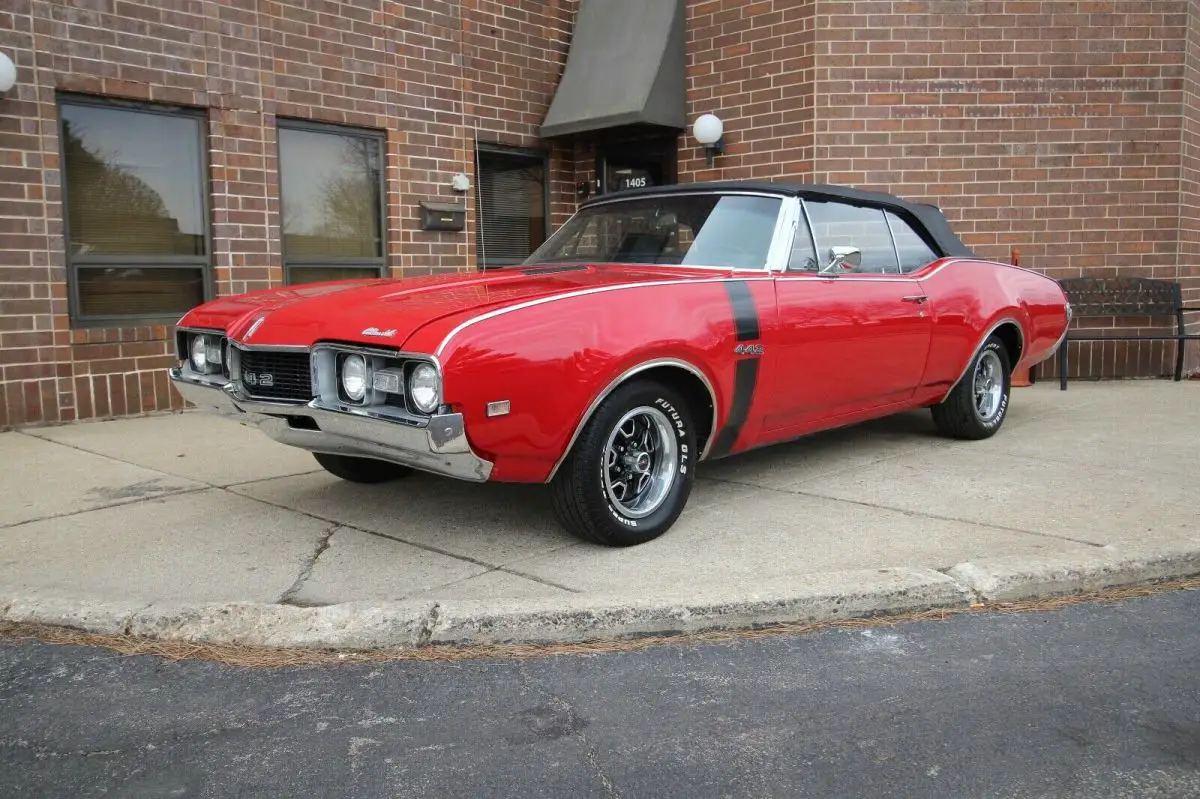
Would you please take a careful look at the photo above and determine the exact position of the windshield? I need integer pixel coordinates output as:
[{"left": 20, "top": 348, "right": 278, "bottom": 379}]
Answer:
[{"left": 523, "top": 193, "right": 783, "bottom": 270}]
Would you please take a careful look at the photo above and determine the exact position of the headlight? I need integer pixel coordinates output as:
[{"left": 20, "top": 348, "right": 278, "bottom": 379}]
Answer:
[
  {"left": 189, "top": 335, "right": 208, "bottom": 371},
  {"left": 340, "top": 354, "right": 368, "bottom": 402},
  {"left": 188, "top": 334, "right": 222, "bottom": 374},
  {"left": 408, "top": 363, "right": 440, "bottom": 413}
]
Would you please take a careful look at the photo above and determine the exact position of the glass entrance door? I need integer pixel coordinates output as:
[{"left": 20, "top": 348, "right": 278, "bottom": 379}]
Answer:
[{"left": 596, "top": 135, "right": 678, "bottom": 196}]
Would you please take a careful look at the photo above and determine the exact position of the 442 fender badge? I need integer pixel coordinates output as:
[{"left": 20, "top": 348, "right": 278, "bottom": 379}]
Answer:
[
  {"left": 734, "top": 343, "right": 764, "bottom": 356},
  {"left": 362, "top": 326, "right": 398, "bottom": 338}
]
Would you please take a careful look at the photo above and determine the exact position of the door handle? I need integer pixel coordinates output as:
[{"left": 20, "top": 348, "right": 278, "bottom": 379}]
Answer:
[{"left": 901, "top": 295, "right": 928, "bottom": 304}]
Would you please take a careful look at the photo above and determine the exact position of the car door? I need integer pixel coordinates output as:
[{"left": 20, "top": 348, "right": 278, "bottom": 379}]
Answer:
[{"left": 764, "top": 200, "right": 933, "bottom": 433}]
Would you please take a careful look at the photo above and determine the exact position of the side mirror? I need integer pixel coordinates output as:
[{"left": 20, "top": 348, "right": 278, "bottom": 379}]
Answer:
[{"left": 821, "top": 245, "right": 862, "bottom": 274}]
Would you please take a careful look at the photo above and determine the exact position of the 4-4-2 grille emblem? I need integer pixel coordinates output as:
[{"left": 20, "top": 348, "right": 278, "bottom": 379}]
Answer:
[{"left": 244, "top": 372, "right": 275, "bottom": 387}]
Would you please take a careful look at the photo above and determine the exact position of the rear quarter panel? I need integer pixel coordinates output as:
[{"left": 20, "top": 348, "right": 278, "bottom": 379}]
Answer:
[
  {"left": 917, "top": 259, "right": 1070, "bottom": 395},
  {"left": 406, "top": 278, "right": 776, "bottom": 482}
]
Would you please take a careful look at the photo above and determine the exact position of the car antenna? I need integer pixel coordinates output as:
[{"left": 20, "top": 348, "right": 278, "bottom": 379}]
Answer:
[{"left": 473, "top": 121, "right": 486, "bottom": 270}]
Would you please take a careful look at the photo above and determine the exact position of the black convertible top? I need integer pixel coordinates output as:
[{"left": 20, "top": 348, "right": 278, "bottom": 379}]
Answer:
[{"left": 580, "top": 180, "right": 975, "bottom": 259}]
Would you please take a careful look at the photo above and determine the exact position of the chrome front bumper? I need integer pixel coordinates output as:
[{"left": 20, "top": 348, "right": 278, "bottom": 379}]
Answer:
[{"left": 169, "top": 368, "right": 493, "bottom": 481}]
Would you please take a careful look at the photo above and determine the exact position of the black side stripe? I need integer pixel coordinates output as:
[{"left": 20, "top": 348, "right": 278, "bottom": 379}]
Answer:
[
  {"left": 709, "top": 281, "right": 761, "bottom": 459},
  {"left": 724, "top": 280, "right": 760, "bottom": 341},
  {"left": 709, "top": 358, "right": 758, "bottom": 458}
]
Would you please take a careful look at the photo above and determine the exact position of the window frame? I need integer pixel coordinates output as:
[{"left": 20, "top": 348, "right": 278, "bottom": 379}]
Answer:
[
  {"left": 474, "top": 141, "right": 551, "bottom": 270},
  {"left": 57, "top": 93, "right": 214, "bottom": 327},
  {"left": 792, "top": 198, "right": 948, "bottom": 276},
  {"left": 801, "top": 199, "right": 902, "bottom": 275},
  {"left": 883, "top": 209, "right": 939, "bottom": 275},
  {"left": 276, "top": 118, "right": 389, "bottom": 286}
]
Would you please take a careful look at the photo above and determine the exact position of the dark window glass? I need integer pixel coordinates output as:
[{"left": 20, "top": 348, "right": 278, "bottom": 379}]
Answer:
[
  {"left": 60, "top": 99, "right": 210, "bottom": 323},
  {"left": 804, "top": 201, "right": 900, "bottom": 274},
  {"left": 527, "top": 194, "right": 781, "bottom": 270},
  {"left": 887, "top": 211, "right": 938, "bottom": 274},
  {"left": 475, "top": 148, "right": 547, "bottom": 268},
  {"left": 287, "top": 266, "right": 382, "bottom": 285},
  {"left": 76, "top": 267, "right": 204, "bottom": 317},
  {"left": 279, "top": 124, "right": 385, "bottom": 285}
]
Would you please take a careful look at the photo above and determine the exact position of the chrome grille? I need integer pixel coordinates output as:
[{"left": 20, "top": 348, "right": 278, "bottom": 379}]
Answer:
[{"left": 237, "top": 349, "right": 312, "bottom": 402}]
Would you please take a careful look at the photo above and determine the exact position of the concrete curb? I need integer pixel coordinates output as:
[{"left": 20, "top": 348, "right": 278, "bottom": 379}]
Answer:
[
  {"left": 3, "top": 546, "right": 1198, "bottom": 651},
  {"left": 945, "top": 542, "right": 1200, "bottom": 603}
]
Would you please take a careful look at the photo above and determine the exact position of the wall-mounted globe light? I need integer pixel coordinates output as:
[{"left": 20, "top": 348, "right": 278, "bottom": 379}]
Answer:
[
  {"left": 692, "top": 113, "right": 725, "bottom": 168},
  {"left": 0, "top": 52, "right": 16, "bottom": 95}
]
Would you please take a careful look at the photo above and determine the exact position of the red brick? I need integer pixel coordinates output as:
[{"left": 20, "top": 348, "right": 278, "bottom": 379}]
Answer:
[{"left": 5, "top": 0, "right": 1200, "bottom": 421}]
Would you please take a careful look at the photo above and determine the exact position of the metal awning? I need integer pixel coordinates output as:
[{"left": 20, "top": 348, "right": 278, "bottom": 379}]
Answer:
[{"left": 539, "top": 0, "right": 686, "bottom": 139}]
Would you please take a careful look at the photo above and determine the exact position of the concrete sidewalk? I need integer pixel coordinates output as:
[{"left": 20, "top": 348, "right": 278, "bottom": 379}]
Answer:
[{"left": 1, "top": 381, "right": 1197, "bottom": 649}]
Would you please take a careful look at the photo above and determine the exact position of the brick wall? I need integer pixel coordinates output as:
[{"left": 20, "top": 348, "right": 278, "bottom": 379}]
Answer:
[
  {"left": 679, "top": 0, "right": 817, "bottom": 183},
  {"left": 804, "top": 0, "right": 1192, "bottom": 380},
  {"left": 0, "top": 0, "right": 573, "bottom": 428},
  {"left": 3, "top": 0, "right": 1198, "bottom": 429},
  {"left": 1180, "top": 0, "right": 1200, "bottom": 374}
]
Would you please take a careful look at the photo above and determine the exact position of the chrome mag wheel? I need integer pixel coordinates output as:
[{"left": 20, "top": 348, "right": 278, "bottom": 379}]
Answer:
[
  {"left": 974, "top": 349, "right": 1004, "bottom": 422},
  {"left": 602, "top": 406, "right": 679, "bottom": 519}
]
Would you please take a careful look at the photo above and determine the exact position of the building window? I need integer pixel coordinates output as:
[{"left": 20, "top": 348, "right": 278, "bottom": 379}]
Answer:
[
  {"left": 475, "top": 145, "right": 548, "bottom": 269},
  {"left": 278, "top": 121, "right": 386, "bottom": 285},
  {"left": 59, "top": 97, "right": 211, "bottom": 324}
]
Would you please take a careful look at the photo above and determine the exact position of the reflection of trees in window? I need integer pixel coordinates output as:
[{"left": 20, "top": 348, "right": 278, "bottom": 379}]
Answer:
[
  {"left": 281, "top": 128, "right": 381, "bottom": 258},
  {"left": 62, "top": 120, "right": 201, "bottom": 257},
  {"left": 280, "top": 124, "right": 384, "bottom": 285},
  {"left": 59, "top": 99, "right": 210, "bottom": 322},
  {"left": 312, "top": 136, "right": 381, "bottom": 256}
]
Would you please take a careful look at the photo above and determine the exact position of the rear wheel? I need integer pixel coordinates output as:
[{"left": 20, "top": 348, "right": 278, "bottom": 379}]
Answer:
[
  {"left": 931, "top": 335, "right": 1011, "bottom": 439},
  {"left": 550, "top": 380, "right": 696, "bottom": 546},
  {"left": 312, "top": 452, "right": 414, "bottom": 483}
]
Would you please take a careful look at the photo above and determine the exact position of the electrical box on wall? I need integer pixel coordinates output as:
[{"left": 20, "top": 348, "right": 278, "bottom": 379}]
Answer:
[{"left": 418, "top": 201, "right": 466, "bottom": 232}]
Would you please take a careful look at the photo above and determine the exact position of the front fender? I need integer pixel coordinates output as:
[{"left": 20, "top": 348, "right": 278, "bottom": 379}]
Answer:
[{"left": 428, "top": 279, "right": 768, "bottom": 482}]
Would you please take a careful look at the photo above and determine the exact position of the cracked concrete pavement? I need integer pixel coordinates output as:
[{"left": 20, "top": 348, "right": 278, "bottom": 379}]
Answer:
[{"left": 1, "top": 380, "right": 1197, "bottom": 648}]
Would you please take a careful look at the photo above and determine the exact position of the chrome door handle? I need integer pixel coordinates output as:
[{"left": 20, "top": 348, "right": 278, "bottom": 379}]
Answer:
[{"left": 901, "top": 295, "right": 928, "bottom": 304}]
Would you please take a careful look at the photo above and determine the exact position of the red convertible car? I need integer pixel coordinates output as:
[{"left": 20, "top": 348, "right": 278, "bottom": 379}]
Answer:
[{"left": 170, "top": 181, "right": 1072, "bottom": 546}]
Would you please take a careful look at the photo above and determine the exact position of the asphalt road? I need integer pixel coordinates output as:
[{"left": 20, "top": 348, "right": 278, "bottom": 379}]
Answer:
[{"left": 3, "top": 590, "right": 1199, "bottom": 799}]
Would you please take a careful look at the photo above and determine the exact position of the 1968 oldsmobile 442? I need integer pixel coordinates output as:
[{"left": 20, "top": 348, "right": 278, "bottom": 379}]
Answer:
[{"left": 170, "top": 181, "right": 1071, "bottom": 546}]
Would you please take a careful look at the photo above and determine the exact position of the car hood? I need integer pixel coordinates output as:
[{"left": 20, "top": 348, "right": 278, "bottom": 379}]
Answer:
[{"left": 178, "top": 264, "right": 717, "bottom": 351}]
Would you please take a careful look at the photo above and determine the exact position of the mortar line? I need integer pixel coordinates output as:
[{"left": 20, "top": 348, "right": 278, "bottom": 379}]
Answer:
[{"left": 703, "top": 475, "right": 1109, "bottom": 549}]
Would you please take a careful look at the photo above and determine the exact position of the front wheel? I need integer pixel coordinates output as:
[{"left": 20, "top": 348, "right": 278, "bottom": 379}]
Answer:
[
  {"left": 313, "top": 452, "right": 414, "bottom": 483},
  {"left": 931, "top": 335, "right": 1011, "bottom": 439},
  {"left": 550, "top": 380, "right": 697, "bottom": 546}
]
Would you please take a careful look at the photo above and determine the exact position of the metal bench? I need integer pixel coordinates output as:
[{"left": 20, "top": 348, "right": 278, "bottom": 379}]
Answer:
[{"left": 1055, "top": 276, "right": 1200, "bottom": 390}]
